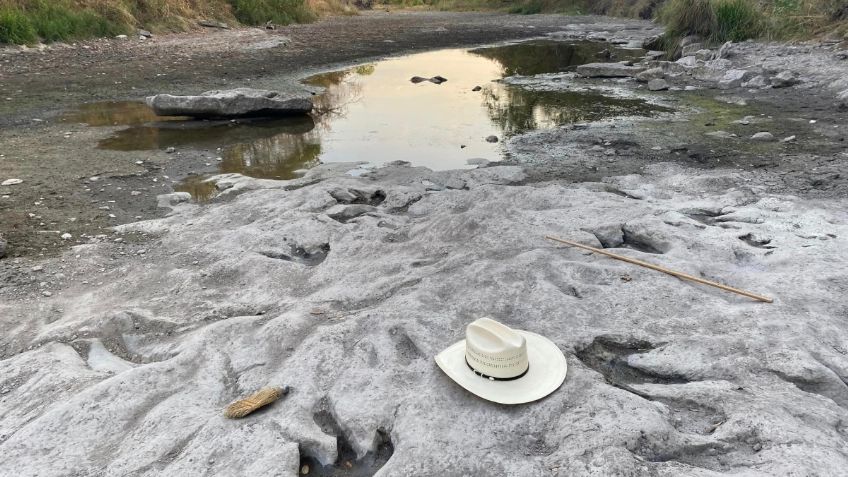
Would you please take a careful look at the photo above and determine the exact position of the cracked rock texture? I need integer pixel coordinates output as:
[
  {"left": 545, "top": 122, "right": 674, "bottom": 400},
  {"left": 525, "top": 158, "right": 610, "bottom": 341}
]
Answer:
[{"left": 1, "top": 159, "right": 847, "bottom": 476}]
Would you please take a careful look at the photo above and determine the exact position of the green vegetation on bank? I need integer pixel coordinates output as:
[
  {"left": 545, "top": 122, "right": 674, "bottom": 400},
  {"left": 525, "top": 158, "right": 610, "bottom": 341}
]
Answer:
[
  {"left": 381, "top": 0, "right": 848, "bottom": 42},
  {"left": 659, "top": 0, "right": 847, "bottom": 43},
  {"left": 1, "top": 0, "right": 846, "bottom": 45},
  {"left": 0, "top": 0, "right": 322, "bottom": 44}
]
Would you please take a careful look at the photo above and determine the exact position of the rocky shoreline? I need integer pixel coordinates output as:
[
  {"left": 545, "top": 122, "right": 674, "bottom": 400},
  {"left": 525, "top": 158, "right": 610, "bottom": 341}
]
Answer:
[{"left": 1, "top": 13, "right": 848, "bottom": 477}]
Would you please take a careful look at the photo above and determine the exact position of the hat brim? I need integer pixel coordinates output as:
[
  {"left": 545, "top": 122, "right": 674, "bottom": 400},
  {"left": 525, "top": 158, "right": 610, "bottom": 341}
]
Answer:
[{"left": 434, "top": 331, "right": 567, "bottom": 405}]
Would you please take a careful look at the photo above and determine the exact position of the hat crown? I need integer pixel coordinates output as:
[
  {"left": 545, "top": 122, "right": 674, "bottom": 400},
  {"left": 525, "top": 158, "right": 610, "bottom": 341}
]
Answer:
[{"left": 465, "top": 318, "right": 529, "bottom": 379}]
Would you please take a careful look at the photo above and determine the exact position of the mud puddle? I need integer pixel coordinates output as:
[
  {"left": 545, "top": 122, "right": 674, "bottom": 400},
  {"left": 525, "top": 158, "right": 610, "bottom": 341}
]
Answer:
[{"left": 60, "top": 40, "right": 668, "bottom": 200}]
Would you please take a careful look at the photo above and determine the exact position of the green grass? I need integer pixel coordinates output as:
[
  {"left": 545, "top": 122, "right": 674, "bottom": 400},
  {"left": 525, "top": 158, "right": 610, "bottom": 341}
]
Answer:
[
  {"left": 0, "top": 7, "right": 37, "bottom": 44},
  {"left": 0, "top": 0, "right": 321, "bottom": 44},
  {"left": 712, "top": 0, "right": 763, "bottom": 41},
  {"left": 1, "top": 0, "right": 132, "bottom": 44},
  {"left": 228, "top": 0, "right": 316, "bottom": 24}
]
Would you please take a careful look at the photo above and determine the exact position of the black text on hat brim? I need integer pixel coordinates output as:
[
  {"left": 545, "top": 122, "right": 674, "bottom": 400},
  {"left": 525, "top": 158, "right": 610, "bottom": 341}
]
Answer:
[{"left": 435, "top": 331, "right": 567, "bottom": 405}]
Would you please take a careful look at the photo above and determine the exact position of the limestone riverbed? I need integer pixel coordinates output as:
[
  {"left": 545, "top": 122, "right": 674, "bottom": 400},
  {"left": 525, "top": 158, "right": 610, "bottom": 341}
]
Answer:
[{"left": 1, "top": 11, "right": 848, "bottom": 477}]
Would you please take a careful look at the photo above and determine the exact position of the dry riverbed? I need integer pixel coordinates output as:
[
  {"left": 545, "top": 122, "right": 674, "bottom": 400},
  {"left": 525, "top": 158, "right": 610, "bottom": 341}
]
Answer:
[{"left": 1, "top": 10, "right": 848, "bottom": 477}]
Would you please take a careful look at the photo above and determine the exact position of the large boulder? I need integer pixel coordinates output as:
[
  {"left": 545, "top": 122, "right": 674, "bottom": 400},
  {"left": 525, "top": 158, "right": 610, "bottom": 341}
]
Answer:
[
  {"left": 576, "top": 62, "right": 646, "bottom": 78},
  {"left": 146, "top": 88, "right": 313, "bottom": 118}
]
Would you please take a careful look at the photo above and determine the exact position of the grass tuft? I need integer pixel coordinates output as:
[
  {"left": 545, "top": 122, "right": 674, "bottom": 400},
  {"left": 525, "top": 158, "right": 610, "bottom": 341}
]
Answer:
[
  {"left": 228, "top": 0, "right": 316, "bottom": 25},
  {"left": 0, "top": 7, "right": 37, "bottom": 44}
]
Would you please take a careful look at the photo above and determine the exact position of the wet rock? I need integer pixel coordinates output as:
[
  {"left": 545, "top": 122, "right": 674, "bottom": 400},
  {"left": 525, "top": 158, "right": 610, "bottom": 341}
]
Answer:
[
  {"left": 410, "top": 76, "right": 427, "bottom": 84},
  {"left": 751, "top": 132, "right": 775, "bottom": 141},
  {"left": 429, "top": 76, "right": 448, "bottom": 84},
  {"left": 485, "top": 135, "right": 499, "bottom": 143},
  {"left": 771, "top": 71, "right": 801, "bottom": 88},
  {"left": 146, "top": 88, "right": 313, "bottom": 118},
  {"left": 1, "top": 179, "right": 23, "bottom": 186},
  {"left": 472, "top": 85, "right": 482, "bottom": 92},
  {"left": 647, "top": 79, "right": 669, "bottom": 91},
  {"left": 576, "top": 62, "right": 646, "bottom": 78},
  {"left": 635, "top": 68, "right": 664, "bottom": 83}
]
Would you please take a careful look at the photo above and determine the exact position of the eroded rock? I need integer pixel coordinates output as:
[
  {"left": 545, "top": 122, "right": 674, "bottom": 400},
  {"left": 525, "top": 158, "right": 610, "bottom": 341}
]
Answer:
[{"left": 146, "top": 88, "right": 313, "bottom": 118}]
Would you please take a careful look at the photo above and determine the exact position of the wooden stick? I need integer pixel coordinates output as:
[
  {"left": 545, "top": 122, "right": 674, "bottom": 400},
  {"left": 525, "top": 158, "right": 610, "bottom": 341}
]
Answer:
[
  {"left": 224, "top": 386, "right": 289, "bottom": 419},
  {"left": 544, "top": 235, "right": 773, "bottom": 303}
]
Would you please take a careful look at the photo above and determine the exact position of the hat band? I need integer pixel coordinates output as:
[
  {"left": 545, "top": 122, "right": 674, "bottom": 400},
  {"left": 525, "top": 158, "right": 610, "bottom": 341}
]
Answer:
[{"left": 466, "top": 358, "right": 529, "bottom": 381}]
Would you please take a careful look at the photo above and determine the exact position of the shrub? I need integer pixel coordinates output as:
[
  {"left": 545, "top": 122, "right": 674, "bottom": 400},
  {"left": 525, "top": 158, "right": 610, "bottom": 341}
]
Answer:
[
  {"left": 0, "top": 7, "right": 37, "bottom": 44},
  {"left": 712, "top": 0, "right": 763, "bottom": 41},
  {"left": 658, "top": 0, "right": 768, "bottom": 45},
  {"left": 659, "top": 0, "right": 717, "bottom": 39},
  {"left": 227, "top": 0, "right": 316, "bottom": 25}
]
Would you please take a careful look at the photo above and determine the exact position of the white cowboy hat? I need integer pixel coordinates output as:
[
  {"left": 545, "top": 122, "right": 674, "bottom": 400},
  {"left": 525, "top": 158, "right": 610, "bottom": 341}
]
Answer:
[{"left": 435, "top": 318, "right": 567, "bottom": 405}]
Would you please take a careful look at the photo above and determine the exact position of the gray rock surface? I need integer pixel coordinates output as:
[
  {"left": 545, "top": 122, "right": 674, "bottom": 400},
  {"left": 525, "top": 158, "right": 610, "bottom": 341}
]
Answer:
[
  {"left": 0, "top": 234, "right": 6, "bottom": 258},
  {"left": 771, "top": 70, "right": 801, "bottom": 88},
  {"left": 636, "top": 67, "right": 664, "bottom": 83},
  {"left": 576, "top": 62, "right": 646, "bottom": 78},
  {"left": 742, "top": 75, "right": 768, "bottom": 88},
  {"left": 146, "top": 88, "right": 313, "bottom": 118},
  {"left": 1, "top": 160, "right": 847, "bottom": 475},
  {"left": 680, "top": 43, "right": 704, "bottom": 57},
  {"left": 718, "top": 69, "right": 754, "bottom": 89},
  {"left": 716, "top": 41, "right": 734, "bottom": 59},
  {"left": 157, "top": 191, "right": 193, "bottom": 208},
  {"left": 647, "top": 78, "right": 669, "bottom": 91},
  {"left": 751, "top": 131, "right": 775, "bottom": 141},
  {"left": 676, "top": 56, "right": 699, "bottom": 68},
  {"left": 694, "top": 49, "right": 714, "bottom": 61}
]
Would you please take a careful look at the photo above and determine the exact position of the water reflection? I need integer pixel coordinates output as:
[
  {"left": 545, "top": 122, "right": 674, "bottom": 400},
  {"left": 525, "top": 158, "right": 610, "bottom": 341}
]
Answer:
[
  {"left": 219, "top": 132, "right": 321, "bottom": 179},
  {"left": 63, "top": 41, "right": 671, "bottom": 196},
  {"left": 98, "top": 116, "right": 316, "bottom": 151},
  {"left": 470, "top": 40, "right": 645, "bottom": 77},
  {"left": 482, "top": 86, "right": 669, "bottom": 135},
  {"left": 60, "top": 101, "right": 187, "bottom": 126},
  {"left": 174, "top": 175, "right": 218, "bottom": 203}
]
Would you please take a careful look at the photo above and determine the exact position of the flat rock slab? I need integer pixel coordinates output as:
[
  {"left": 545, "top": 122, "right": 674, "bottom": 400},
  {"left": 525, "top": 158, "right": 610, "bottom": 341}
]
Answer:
[
  {"left": 146, "top": 88, "right": 313, "bottom": 118},
  {"left": 576, "top": 62, "right": 646, "bottom": 78}
]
